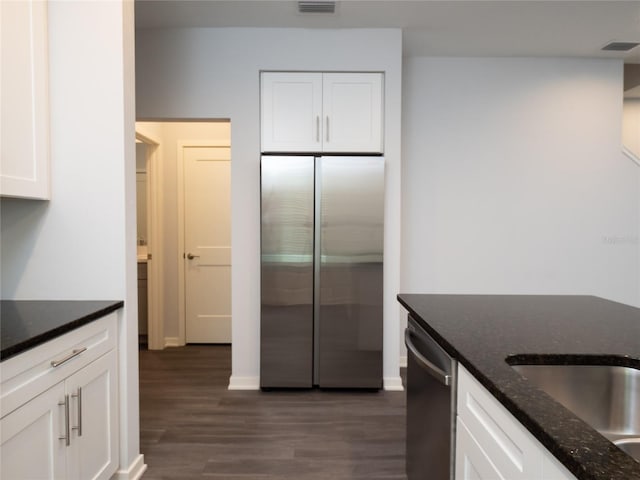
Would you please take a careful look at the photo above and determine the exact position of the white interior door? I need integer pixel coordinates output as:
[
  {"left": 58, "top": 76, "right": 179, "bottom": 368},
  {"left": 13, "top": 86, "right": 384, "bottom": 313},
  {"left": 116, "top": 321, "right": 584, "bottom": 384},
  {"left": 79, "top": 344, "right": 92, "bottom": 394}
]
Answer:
[{"left": 184, "top": 146, "right": 232, "bottom": 343}]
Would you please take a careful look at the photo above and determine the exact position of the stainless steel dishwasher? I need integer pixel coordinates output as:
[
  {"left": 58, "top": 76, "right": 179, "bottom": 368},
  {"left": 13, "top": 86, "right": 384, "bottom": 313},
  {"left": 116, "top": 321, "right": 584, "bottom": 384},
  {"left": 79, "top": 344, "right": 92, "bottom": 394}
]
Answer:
[{"left": 405, "top": 314, "right": 457, "bottom": 480}]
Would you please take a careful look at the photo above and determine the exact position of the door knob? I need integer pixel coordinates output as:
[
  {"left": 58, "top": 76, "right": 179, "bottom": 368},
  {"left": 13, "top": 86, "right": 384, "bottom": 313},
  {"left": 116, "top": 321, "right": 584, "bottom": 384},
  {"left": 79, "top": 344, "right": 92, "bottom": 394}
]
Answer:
[{"left": 187, "top": 253, "right": 200, "bottom": 260}]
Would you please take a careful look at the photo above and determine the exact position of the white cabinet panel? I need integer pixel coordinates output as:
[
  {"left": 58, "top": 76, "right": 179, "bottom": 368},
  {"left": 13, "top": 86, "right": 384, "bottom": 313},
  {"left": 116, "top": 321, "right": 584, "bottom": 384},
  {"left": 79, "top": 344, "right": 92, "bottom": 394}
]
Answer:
[
  {"left": 261, "top": 72, "right": 383, "bottom": 153},
  {"left": 542, "top": 449, "right": 578, "bottom": 480},
  {"left": 1, "top": 382, "right": 67, "bottom": 480},
  {"left": 322, "top": 73, "right": 383, "bottom": 153},
  {"left": 456, "top": 365, "right": 577, "bottom": 480},
  {"left": 457, "top": 366, "right": 542, "bottom": 479},
  {"left": 261, "top": 72, "right": 322, "bottom": 152},
  {"left": 0, "top": 0, "right": 50, "bottom": 199},
  {"left": 456, "top": 417, "right": 503, "bottom": 480},
  {"left": 67, "top": 350, "right": 118, "bottom": 480}
]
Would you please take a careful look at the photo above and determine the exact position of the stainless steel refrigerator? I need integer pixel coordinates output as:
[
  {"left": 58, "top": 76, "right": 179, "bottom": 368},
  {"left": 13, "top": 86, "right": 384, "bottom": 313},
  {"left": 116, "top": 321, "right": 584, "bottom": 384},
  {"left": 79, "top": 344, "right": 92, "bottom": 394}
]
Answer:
[{"left": 260, "top": 155, "right": 384, "bottom": 388}]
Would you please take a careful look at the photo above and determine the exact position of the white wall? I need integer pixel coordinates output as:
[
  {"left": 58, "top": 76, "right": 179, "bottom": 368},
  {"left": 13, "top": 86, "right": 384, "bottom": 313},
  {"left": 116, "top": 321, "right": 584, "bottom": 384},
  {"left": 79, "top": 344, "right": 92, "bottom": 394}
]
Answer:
[
  {"left": 135, "top": 121, "right": 231, "bottom": 342},
  {"left": 0, "top": 1, "right": 143, "bottom": 476},
  {"left": 135, "top": 28, "right": 403, "bottom": 389},
  {"left": 623, "top": 98, "right": 640, "bottom": 159},
  {"left": 401, "top": 58, "right": 639, "bottom": 311}
]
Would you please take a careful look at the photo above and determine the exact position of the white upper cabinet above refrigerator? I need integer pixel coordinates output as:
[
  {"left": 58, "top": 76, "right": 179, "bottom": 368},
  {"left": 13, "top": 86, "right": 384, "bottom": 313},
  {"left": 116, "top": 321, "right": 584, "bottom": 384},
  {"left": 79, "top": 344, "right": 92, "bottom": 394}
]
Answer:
[
  {"left": 261, "top": 73, "right": 323, "bottom": 153},
  {"left": 322, "top": 73, "right": 383, "bottom": 153},
  {"left": 261, "top": 72, "right": 383, "bottom": 153}
]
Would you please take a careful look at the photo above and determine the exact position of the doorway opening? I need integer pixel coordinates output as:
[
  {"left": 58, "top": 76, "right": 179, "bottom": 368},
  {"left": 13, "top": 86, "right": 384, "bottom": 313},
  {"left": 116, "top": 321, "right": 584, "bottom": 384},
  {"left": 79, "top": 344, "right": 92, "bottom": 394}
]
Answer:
[
  {"left": 135, "top": 120, "right": 232, "bottom": 350},
  {"left": 135, "top": 132, "right": 161, "bottom": 350}
]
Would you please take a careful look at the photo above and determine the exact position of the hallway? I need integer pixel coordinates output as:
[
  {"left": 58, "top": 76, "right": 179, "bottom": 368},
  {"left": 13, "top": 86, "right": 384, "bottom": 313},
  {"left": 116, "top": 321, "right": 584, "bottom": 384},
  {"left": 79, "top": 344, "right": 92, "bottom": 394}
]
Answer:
[{"left": 139, "top": 345, "right": 407, "bottom": 479}]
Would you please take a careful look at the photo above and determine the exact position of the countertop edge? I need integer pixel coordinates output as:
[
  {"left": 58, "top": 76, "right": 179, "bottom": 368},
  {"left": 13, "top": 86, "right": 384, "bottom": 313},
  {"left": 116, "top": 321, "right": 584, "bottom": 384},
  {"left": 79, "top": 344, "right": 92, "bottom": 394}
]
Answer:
[{"left": 1, "top": 300, "right": 124, "bottom": 361}]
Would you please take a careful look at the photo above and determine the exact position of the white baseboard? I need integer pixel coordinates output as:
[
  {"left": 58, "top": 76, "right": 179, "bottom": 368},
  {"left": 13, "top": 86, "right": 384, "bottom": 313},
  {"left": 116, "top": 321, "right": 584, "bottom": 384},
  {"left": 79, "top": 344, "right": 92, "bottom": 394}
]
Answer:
[
  {"left": 228, "top": 375, "right": 260, "bottom": 390},
  {"left": 164, "top": 337, "right": 181, "bottom": 347},
  {"left": 113, "top": 454, "right": 147, "bottom": 480},
  {"left": 383, "top": 376, "right": 404, "bottom": 391},
  {"left": 399, "top": 355, "right": 407, "bottom": 368}
]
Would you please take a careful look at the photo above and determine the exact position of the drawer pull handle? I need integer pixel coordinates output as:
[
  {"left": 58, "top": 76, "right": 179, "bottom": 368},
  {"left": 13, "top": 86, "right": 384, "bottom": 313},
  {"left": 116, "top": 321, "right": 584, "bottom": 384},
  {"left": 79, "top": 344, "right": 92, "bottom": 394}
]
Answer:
[
  {"left": 72, "top": 387, "right": 82, "bottom": 436},
  {"left": 51, "top": 347, "right": 87, "bottom": 368},
  {"left": 58, "top": 395, "right": 70, "bottom": 446}
]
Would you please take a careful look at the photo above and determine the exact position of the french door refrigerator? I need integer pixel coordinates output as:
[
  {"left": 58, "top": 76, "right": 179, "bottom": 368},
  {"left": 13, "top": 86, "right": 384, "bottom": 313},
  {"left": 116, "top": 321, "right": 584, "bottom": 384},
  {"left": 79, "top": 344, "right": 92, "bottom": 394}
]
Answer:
[{"left": 260, "top": 155, "right": 384, "bottom": 389}]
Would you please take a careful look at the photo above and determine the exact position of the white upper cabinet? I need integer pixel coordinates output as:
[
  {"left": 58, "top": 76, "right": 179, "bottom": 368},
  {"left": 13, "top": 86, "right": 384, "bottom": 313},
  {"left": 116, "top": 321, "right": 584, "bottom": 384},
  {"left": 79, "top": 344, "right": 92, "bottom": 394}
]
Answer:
[
  {"left": 0, "top": 0, "right": 51, "bottom": 199},
  {"left": 322, "top": 73, "right": 383, "bottom": 153},
  {"left": 261, "top": 72, "right": 383, "bottom": 153},
  {"left": 261, "top": 72, "right": 323, "bottom": 152}
]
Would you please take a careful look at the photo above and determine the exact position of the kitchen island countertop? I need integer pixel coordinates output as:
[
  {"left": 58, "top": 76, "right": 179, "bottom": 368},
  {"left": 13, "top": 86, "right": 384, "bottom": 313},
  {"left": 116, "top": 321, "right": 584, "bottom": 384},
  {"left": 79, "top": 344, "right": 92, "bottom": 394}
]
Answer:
[
  {"left": 397, "top": 294, "right": 640, "bottom": 480},
  {"left": 1, "top": 300, "right": 124, "bottom": 361}
]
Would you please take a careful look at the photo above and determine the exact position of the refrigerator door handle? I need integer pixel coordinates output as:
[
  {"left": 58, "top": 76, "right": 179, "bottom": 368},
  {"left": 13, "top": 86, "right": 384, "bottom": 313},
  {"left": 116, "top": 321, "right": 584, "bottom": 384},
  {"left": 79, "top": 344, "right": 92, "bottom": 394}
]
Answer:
[{"left": 313, "top": 157, "right": 322, "bottom": 385}]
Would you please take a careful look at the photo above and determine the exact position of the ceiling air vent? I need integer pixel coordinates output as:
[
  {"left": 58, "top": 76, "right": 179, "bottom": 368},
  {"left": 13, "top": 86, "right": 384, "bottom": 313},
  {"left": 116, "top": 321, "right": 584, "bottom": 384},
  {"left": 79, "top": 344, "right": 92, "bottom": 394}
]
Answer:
[
  {"left": 298, "top": 1, "right": 336, "bottom": 14},
  {"left": 601, "top": 41, "right": 640, "bottom": 52}
]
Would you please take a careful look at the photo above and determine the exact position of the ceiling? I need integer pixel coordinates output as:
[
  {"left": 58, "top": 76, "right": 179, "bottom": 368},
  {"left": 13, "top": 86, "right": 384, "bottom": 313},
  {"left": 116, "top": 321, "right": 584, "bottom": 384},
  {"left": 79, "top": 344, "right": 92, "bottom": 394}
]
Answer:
[{"left": 135, "top": 0, "right": 640, "bottom": 63}]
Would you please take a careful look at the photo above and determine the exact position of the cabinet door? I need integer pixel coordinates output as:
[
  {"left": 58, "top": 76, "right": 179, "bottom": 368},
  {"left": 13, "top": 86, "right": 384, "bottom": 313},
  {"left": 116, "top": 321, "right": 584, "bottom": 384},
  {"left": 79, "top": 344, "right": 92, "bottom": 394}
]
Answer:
[
  {"left": 0, "top": 0, "right": 50, "bottom": 199},
  {"left": 67, "top": 351, "right": 118, "bottom": 480},
  {"left": 322, "top": 73, "right": 383, "bottom": 153},
  {"left": 1, "top": 382, "right": 67, "bottom": 480},
  {"left": 261, "top": 72, "right": 322, "bottom": 152},
  {"left": 457, "top": 365, "right": 543, "bottom": 479},
  {"left": 542, "top": 450, "right": 577, "bottom": 480},
  {"left": 456, "top": 417, "right": 502, "bottom": 480}
]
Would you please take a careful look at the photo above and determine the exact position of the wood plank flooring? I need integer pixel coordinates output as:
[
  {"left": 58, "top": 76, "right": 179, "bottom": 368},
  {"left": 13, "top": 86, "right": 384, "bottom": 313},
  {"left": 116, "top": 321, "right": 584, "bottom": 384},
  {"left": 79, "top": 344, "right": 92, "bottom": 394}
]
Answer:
[{"left": 139, "top": 345, "right": 407, "bottom": 479}]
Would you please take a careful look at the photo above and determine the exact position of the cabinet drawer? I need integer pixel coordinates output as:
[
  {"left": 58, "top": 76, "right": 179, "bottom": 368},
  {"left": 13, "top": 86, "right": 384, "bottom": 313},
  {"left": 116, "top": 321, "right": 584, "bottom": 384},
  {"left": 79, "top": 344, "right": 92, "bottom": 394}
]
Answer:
[
  {"left": 1, "top": 313, "right": 117, "bottom": 418},
  {"left": 456, "top": 416, "right": 502, "bottom": 480},
  {"left": 457, "top": 365, "right": 542, "bottom": 479}
]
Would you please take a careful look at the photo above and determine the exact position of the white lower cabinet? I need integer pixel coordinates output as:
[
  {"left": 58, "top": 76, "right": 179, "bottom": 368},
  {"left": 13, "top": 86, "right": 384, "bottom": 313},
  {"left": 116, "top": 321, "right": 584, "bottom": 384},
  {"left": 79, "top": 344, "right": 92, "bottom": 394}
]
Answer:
[
  {"left": 541, "top": 449, "right": 578, "bottom": 480},
  {"left": 66, "top": 350, "right": 119, "bottom": 480},
  {"left": 455, "top": 365, "right": 576, "bottom": 480},
  {"left": 1, "top": 315, "right": 119, "bottom": 480},
  {"left": 1, "top": 382, "right": 67, "bottom": 479},
  {"left": 456, "top": 417, "right": 502, "bottom": 480}
]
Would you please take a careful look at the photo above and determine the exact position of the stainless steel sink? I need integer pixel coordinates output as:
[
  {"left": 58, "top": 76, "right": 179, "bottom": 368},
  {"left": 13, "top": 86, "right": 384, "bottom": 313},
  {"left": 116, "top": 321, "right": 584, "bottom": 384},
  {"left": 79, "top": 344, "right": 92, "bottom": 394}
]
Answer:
[
  {"left": 615, "top": 438, "right": 640, "bottom": 459},
  {"left": 510, "top": 363, "right": 640, "bottom": 462}
]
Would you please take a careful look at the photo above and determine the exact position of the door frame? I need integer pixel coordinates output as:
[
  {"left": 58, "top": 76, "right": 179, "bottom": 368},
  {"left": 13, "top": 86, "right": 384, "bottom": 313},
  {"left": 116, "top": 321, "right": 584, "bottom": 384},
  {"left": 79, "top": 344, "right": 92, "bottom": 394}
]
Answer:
[
  {"left": 177, "top": 140, "right": 232, "bottom": 345},
  {"left": 135, "top": 131, "right": 164, "bottom": 350}
]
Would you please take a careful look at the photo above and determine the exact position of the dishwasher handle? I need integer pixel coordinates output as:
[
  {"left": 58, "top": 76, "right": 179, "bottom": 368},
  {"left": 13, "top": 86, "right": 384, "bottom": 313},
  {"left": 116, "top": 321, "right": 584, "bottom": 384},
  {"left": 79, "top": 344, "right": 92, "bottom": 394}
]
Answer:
[{"left": 405, "top": 328, "right": 452, "bottom": 386}]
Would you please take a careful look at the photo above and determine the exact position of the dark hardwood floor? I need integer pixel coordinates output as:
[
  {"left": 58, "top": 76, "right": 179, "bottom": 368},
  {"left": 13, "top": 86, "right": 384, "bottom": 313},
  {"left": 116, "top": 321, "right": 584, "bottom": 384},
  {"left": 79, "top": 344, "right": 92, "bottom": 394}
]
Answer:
[{"left": 139, "top": 345, "right": 407, "bottom": 479}]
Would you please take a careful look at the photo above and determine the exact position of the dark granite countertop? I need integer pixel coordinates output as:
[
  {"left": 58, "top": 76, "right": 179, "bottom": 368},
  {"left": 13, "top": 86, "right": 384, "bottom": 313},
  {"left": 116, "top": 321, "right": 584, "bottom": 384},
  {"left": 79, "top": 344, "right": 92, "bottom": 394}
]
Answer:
[
  {"left": 397, "top": 294, "right": 640, "bottom": 480},
  {"left": 1, "top": 300, "right": 124, "bottom": 361}
]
